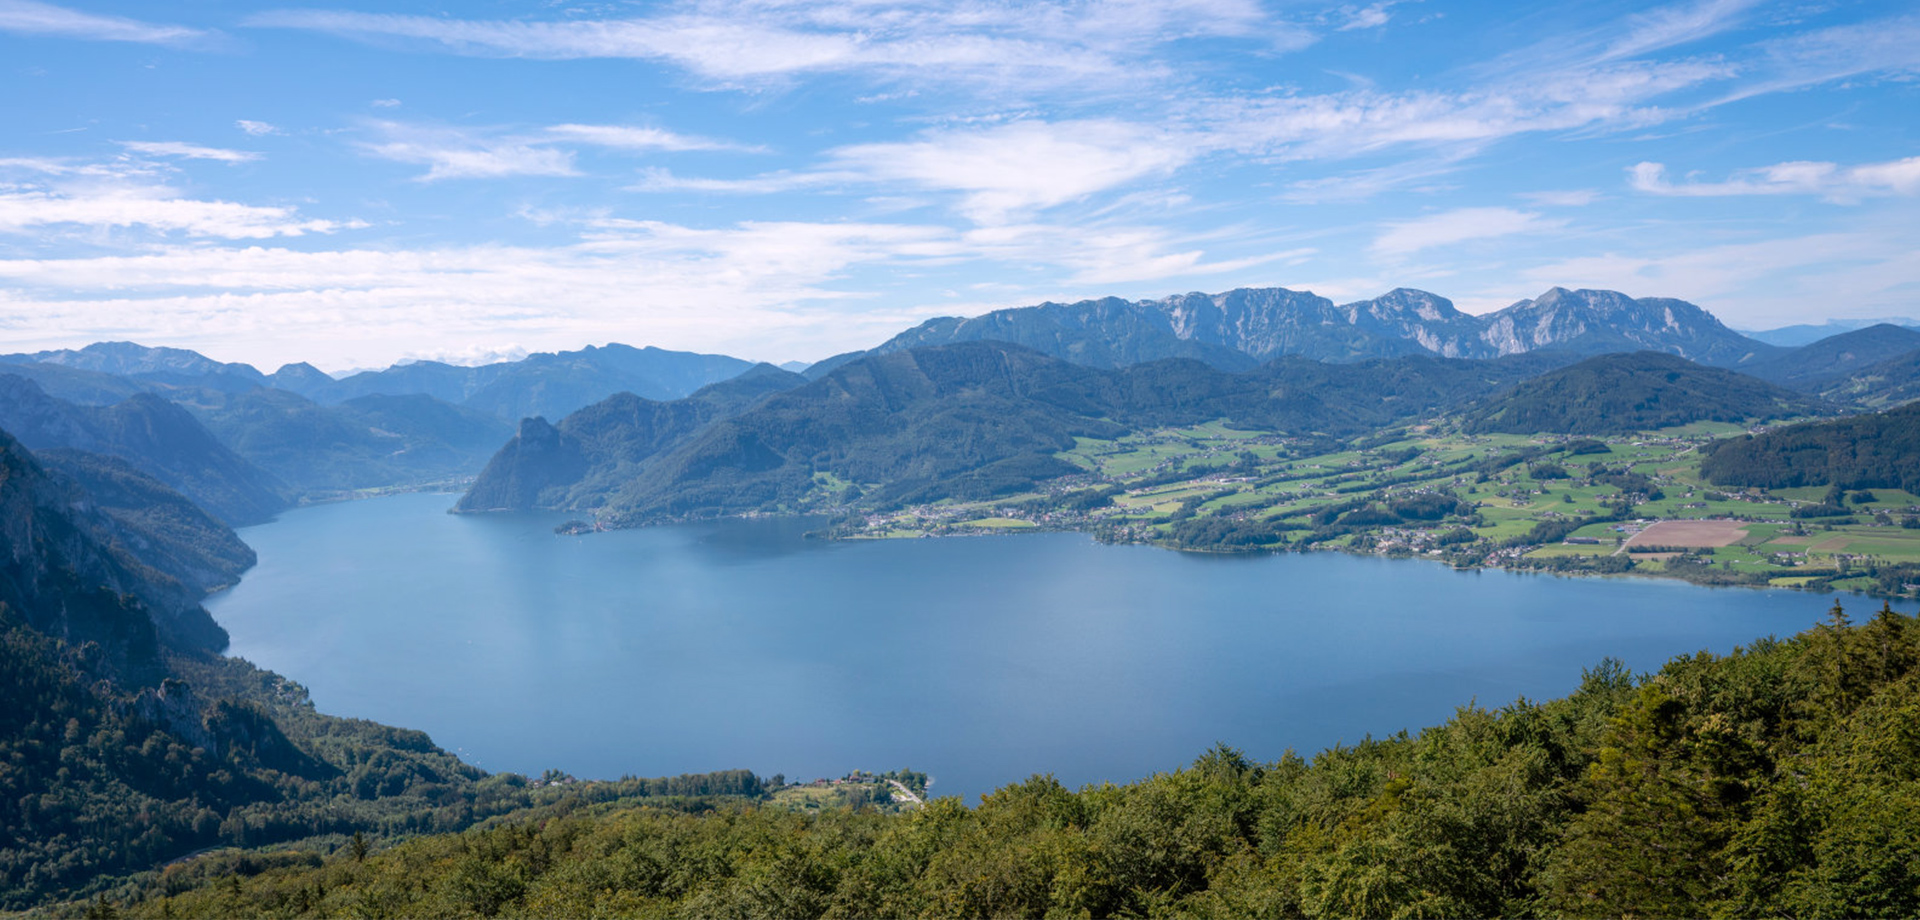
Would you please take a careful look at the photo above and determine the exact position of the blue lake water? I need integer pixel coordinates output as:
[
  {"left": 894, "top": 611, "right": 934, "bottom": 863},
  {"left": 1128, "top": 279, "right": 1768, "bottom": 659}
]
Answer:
[{"left": 208, "top": 492, "right": 1906, "bottom": 801}]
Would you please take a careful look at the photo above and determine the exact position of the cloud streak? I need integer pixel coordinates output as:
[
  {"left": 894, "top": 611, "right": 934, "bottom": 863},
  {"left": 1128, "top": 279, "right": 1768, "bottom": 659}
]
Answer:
[
  {"left": 0, "top": 187, "right": 358, "bottom": 238},
  {"left": 1372, "top": 207, "right": 1563, "bottom": 256},
  {"left": 0, "top": 0, "right": 206, "bottom": 44},
  {"left": 1629, "top": 157, "right": 1920, "bottom": 201},
  {"left": 247, "top": 0, "right": 1287, "bottom": 90},
  {"left": 118, "top": 141, "right": 261, "bottom": 163}
]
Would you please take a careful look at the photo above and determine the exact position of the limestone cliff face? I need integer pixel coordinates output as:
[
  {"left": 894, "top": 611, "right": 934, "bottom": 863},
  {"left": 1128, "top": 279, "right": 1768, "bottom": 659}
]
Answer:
[
  {"left": 453, "top": 416, "right": 588, "bottom": 512},
  {"left": 1474, "top": 288, "right": 1776, "bottom": 366},
  {"left": 0, "top": 428, "right": 231, "bottom": 681},
  {"left": 844, "top": 285, "right": 1777, "bottom": 372}
]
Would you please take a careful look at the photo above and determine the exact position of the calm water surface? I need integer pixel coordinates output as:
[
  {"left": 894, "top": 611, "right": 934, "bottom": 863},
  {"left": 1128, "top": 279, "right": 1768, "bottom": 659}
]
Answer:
[{"left": 209, "top": 492, "right": 1905, "bottom": 801}]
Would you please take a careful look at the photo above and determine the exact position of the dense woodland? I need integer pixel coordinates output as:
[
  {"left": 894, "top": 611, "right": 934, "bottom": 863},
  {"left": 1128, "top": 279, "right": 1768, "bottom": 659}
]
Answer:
[
  {"left": 1702, "top": 400, "right": 1920, "bottom": 493},
  {"left": 1464, "top": 352, "right": 1821, "bottom": 435},
  {"left": 48, "top": 602, "right": 1919, "bottom": 919}
]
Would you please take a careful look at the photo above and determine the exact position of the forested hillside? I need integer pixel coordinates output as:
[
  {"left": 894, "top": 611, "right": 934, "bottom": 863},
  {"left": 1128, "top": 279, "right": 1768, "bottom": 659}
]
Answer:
[
  {"left": 0, "top": 421, "right": 775, "bottom": 910},
  {"left": 466, "top": 342, "right": 1569, "bottom": 523},
  {"left": 91, "top": 602, "right": 1920, "bottom": 919},
  {"left": 1702, "top": 400, "right": 1920, "bottom": 492},
  {"left": 1465, "top": 352, "right": 1820, "bottom": 435}
]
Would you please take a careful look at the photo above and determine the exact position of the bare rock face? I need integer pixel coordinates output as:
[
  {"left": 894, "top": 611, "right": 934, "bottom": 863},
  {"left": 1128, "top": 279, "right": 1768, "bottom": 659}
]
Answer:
[
  {"left": 453, "top": 416, "right": 589, "bottom": 512},
  {"left": 1474, "top": 288, "right": 1776, "bottom": 366},
  {"left": 128, "top": 678, "right": 216, "bottom": 752},
  {"left": 848, "top": 285, "right": 1777, "bottom": 372},
  {"left": 0, "top": 427, "right": 232, "bottom": 681}
]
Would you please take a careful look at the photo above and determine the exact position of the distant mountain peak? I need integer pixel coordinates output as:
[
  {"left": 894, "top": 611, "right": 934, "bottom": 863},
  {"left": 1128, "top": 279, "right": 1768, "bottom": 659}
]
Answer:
[{"left": 838, "top": 284, "right": 1773, "bottom": 372}]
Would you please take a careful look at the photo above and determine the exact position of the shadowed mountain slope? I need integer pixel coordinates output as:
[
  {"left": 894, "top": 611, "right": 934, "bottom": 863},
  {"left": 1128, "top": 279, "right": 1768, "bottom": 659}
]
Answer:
[
  {"left": 1740, "top": 324, "right": 1920, "bottom": 392},
  {"left": 182, "top": 388, "right": 512, "bottom": 495},
  {"left": 1465, "top": 352, "right": 1823, "bottom": 435},
  {"left": 0, "top": 375, "right": 287, "bottom": 526},
  {"left": 456, "top": 364, "right": 807, "bottom": 512}
]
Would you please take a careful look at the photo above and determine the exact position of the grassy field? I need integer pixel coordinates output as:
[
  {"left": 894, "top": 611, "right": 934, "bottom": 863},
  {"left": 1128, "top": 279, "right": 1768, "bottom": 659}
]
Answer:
[{"left": 820, "top": 417, "right": 1920, "bottom": 599}]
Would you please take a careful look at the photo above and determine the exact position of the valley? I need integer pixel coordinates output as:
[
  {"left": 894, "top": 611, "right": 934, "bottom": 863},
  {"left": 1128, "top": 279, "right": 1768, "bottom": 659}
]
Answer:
[{"left": 825, "top": 418, "right": 1920, "bottom": 598}]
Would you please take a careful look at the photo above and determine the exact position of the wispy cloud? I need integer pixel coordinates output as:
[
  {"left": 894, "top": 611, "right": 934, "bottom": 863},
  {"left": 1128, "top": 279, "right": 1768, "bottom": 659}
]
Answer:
[
  {"left": 1722, "top": 13, "right": 1920, "bottom": 104},
  {"left": 544, "top": 123, "right": 759, "bottom": 153},
  {"left": 1521, "top": 189, "right": 1602, "bottom": 207},
  {"left": 0, "top": 0, "right": 207, "bottom": 44},
  {"left": 827, "top": 120, "right": 1193, "bottom": 223},
  {"left": 1519, "top": 226, "right": 1920, "bottom": 327},
  {"left": 247, "top": 0, "right": 1288, "bottom": 90},
  {"left": 1600, "top": 0, "right": 1759, "bottom": 61},
  {"left": 0, "top": 187, "right": 358, "bottom": 238},
  {"left": 1372, "top": 207, "right": 1563, "bottom": 256},
  {"left": 1629, "top": 157, "right": 1920, "bottom": 201},
  {"left": 634, "top": 119, "right": 1195, "bottom": 224},
  {"left": 1205, "top": 56, "right": 1727, "bottom": 164},
  {"left": 630, "top": 168, "right": 840, "bottom": 195},
  {"left": 118, "top": 141, "right": 261, "bottom": 163},
  {"left": 361, "top": 122, "right": 577, "bottom": 181},
  {"left": 0, "top": 205, "right": 1309, "bottom": 366},
  {"left": 1335, "top": 3, "right": 1395, "bottom": 32},
  {"left": 236, "top": 120, "right": 281, "bottom": 137},
  {"left": 359, "top": 121, "right": 762, "bottom": 180}
]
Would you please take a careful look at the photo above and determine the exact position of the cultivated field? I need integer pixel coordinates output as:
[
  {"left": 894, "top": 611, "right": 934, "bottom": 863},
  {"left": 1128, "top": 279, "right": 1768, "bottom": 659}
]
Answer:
[{"left": 1627, "top": 519, "right": 1750, "bottom": 548}]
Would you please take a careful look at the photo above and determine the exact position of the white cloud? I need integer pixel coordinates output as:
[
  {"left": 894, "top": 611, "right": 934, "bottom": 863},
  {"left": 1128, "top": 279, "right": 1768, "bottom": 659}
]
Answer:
[
  {"left": 0, "top": 186, "right": 358, "bottom": 238},
  {"left": 361, "top": 122, "right": 578, "bottom": 181},
  {"left": 236, "top": 120, "right": 281, "bottom": 136},
  {"left": 629, "top": 167, "right": 841, "bottom": 195},
  {"left": 1336, "top": 3, "right": 1394, "bottom": 31},
  {"left": 1372, "top": 207, "right": 1563, "bottom": 256},
  {"left": 1205, "top": 55, "right": 1727, "bottom": 164},
  {"left": 544, "top": 123, "right": 757, "bottom": 153},
  {"left": 118, "top": 141, "right": 261, "bottom": 163},
  {"left": 1600, "top": 0, "right": 1759, "bottom": 61},
  {"left": 830, "top": 120, "right": 1191, "bottom": 222},
  {"left": 0, "top": 207, "right": 1310, "bottom": 367},
  {"left": 360, "top": 121, "right": 759, "bottom": 181},
  {"left": 0, "top": 221, "right": 965, "bottom": 367},
  {"left": 1629, "top": 157, "right": 1920, "bottom": 201},
  {"left": 1521, "top": 189, "right": 1602, "bottom": 207},
  {"left": 401, "top": 343, "right": 528, "bottom": 367},
  {"left": 1518, "top": 227, "right": 1920, "bottom": 328},
  {"left": 370, "top": 98, "right": 401, "bottom": 108},
  {"left": 247, "top": 1, "right": 1285, "bottom": 90},
  {"left": 0, "top": 0, "right": 205, "bottom": 44},
  {"left": 1724, "top": 14, "right": 1920, "bottom": 103},
  {"left": 629, "top": 119, "right": 1196, "bottom": 223}
]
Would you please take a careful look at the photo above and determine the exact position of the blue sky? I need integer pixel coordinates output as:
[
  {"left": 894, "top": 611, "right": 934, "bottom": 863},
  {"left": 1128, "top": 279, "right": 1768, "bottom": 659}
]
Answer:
[{"left": 0, "top": 0, "right": 1915, "bottom": 371}]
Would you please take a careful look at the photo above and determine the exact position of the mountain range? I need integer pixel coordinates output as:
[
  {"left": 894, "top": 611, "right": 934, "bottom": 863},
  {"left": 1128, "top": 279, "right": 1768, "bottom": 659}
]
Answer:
[
  {"left": 0, "top": 375, "right": 288, "bottom": 526},
  {"left": 814, "top": 286, "right": 1780, "bottom": 375},
  {"left": 463, "top": 342, "right": 1577, "bottom": 523},
  {"left": 4, "top": 283, "right": 1920, "bottom": 527}
]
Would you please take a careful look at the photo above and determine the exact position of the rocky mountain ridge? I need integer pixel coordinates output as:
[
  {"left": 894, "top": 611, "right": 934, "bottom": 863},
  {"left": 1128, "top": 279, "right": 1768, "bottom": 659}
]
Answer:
[{"left": 833, "top": 285, "right": 1778, "bottom": 373}]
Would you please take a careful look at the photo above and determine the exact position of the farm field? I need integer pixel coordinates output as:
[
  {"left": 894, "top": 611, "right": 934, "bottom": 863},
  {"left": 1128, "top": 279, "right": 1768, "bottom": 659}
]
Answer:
[{"left": 825, "top": 418, "right": 1920, "bottom": 599}]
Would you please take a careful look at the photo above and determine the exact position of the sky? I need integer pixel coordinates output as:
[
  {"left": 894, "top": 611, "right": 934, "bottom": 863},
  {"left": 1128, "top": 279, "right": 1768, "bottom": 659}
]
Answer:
[{"left": 0, "top": 0, "right": 1915, "bottom": 371}]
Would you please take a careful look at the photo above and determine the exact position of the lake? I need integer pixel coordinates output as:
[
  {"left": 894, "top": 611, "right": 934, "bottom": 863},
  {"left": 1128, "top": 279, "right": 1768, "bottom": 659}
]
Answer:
[{"left": 208, "top": 492, "right": 1903, "bottom": 801}]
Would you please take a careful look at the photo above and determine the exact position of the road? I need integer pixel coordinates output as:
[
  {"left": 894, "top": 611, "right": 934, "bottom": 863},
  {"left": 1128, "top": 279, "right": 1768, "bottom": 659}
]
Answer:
[{"left": 888, "top": 779, "right": 924, "bottom": 805}]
